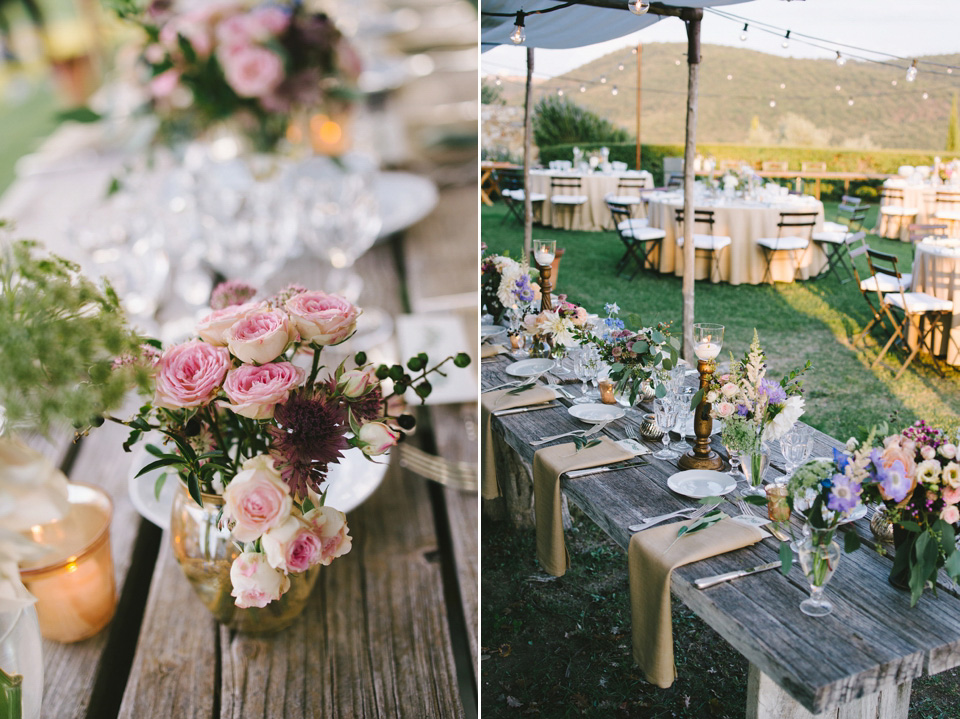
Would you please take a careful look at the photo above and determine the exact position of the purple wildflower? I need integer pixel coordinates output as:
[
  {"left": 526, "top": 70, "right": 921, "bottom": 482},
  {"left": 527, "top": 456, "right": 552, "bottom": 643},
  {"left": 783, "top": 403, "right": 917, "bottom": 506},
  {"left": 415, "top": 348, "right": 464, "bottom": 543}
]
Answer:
[
  {"left": 736, "top": 404, "right": 749, "bottom": 417},
  {"left": 758, "top": 378, "right": 787, "bottom": 405},
  {"left": 826, "top": 473, "right": 861, "bottom": 514},
  {"left": 871, "top": 449, "right": 911, "bottom": 503},
  {"left": 514, "top": 274, "right": 535, "bottom": 304}
]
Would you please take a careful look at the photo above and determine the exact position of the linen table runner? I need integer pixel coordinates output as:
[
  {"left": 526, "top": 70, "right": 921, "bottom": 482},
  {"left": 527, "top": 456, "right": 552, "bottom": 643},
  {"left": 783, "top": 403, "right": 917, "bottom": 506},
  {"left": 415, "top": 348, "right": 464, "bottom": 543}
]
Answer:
[
  {"left": 533, "top": 438, "right": 634, "bottom": 576},
  {"left": 480, "top": 386, "right": 557, "bottom": 500},
  {"left": 628, "top": 518, "right": 764, "bottom": 688},
  {"left": 481, "top": 344, "right": 508, "bottom": 358}
]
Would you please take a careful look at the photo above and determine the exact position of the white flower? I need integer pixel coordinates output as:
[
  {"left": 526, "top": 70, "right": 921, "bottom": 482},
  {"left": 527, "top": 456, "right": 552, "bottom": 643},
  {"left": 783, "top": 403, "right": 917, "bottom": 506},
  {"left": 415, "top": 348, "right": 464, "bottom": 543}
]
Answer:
[
  {"left": 943, "top": 461, "right": 960, "bottom": 489},
  {"left": 540, "top": 312, "right": 576, "bottom": 346},
  {"left": 497, "top": 266, "right": 522, "bottom": 308},
  {"left": 845, "top": 437, "right": 859, "bottom": 451},
  {"left": 764, "top": 395, "right": 804, "bottom": 441},
  {"left": 917, "top": 458, "right": 942, "bottom": 486}
]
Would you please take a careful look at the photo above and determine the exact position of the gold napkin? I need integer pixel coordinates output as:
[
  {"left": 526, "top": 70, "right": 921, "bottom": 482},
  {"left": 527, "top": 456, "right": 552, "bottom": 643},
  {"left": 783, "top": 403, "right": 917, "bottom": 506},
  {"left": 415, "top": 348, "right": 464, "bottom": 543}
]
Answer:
[
  {"left": 481, "top": 344, "right": 507, "bottom": 358},
  {"left": 533, "top": 438, "right": 634, "bottom": 576},
  {"left": 628, "top": 518, "right": 764, "bottom": 688},
  {"left": 480, "top": 386, "right": 557, "bottom": 500}
]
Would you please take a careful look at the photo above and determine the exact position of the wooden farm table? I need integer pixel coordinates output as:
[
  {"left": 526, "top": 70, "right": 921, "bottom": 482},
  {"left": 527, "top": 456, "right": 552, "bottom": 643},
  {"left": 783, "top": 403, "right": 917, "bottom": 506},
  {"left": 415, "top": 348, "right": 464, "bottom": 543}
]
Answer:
[
  {"left": 482, "top": 352, "right": 960, "bottom": 718},
  {"left": 3, "top": 122, "right": 479, "bottom": 719}
]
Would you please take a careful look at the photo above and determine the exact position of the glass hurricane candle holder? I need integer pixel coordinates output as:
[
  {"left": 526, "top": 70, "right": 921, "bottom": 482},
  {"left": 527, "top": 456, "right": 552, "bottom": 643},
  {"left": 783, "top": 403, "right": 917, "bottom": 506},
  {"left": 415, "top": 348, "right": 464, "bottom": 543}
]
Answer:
[
  {"left": 19, "top": 483, "right": 116, "bottom": 643},
  {"left": 765, "top": 483, "right": 791, "bottom": 523},
  {"left": 598, "top": 379, "right": 617, "bottom": 404},
  {"left": 533, "top": 239, "right": 556, "bottom": 266},
  {"left": 693, "top": 323, "right": 724, "bottom": 361}
]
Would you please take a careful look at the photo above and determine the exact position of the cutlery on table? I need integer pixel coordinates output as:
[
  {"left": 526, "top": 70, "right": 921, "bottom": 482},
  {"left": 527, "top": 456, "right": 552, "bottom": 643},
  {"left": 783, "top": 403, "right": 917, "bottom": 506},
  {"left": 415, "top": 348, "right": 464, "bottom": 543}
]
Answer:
[
  {"left": 530, "top": 429, "right": 587, "bottom": 446},
  {"left": 483, "top": 379, "right": 526, "bottom": 393},
  {"left": 628, "top": 503, "right": 712, "bottom": 533},
  {"left": 564, "top": 461, "right": 647, "bottom": 479},
  {"left": 493, "top": 402, "right": 561, "bottom": 417},
  {"left": 694, "top": 561, "right": 782, "bottom": 589}
]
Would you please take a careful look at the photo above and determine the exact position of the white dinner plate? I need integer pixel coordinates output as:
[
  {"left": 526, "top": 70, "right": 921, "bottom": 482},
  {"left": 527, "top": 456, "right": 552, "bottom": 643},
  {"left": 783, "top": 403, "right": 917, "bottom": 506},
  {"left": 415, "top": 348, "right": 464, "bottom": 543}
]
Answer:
[
  {"left": 505, "top": 358, "right": 555, "bottom": 377},
  {"left": 667, "top": 470, "right": 737, "bottom": 499},
  {"left": 128, "top": 435, "right": 388, "bottom": 530},
  {"left": 481, "top": 325, "right": 507, "bottom": 343},
  {"left": 568, "top": 403, "right": 625, "bottom": 424},
  {"left": 374, "top": 171, "right": 439, "bottom": 239}
]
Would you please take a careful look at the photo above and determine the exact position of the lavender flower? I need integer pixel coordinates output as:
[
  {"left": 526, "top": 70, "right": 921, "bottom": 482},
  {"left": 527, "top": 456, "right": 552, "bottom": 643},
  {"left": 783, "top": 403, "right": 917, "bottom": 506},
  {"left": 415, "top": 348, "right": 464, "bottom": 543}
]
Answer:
[
  {"left": 871, "top": 449, "right": 911, "bottom": 503},
  {"left": 758, "top": 378, "right": 786, "bottom": 406},
  {"left": 826, "top": 473, "right": 861, "bottom": 513}
]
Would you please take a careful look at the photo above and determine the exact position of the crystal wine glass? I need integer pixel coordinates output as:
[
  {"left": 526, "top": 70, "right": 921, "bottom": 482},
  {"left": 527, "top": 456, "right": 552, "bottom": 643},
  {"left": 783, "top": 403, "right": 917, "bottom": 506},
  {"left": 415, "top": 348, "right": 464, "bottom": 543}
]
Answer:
[
  {"left": 653, "top": 399, "right": 681, "bottom": 460},
  {"left": 779, "top": 424, "right": 812, "bottom": 478},
  {"left": 720, "top": 421, "right": 746, "bottom": 486},
  {"left": 669, "top": 388, "right": 695, "bottom": 452},
  {"left": 573, "top": 348, "right": 600, "bottom": 404}
]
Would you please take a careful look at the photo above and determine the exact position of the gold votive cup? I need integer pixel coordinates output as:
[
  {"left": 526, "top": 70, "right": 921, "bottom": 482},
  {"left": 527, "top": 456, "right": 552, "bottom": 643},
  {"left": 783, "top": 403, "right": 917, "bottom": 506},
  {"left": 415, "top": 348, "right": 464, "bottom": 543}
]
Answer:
[
  {"left": 765, "top": 483, "right": 791, "bottom": 523},
  {"left": 598, "top": 379, "right": 617, "bottom": 405},
  {"left": 19, "top": 483, "right": 116, "bottom": 643}
]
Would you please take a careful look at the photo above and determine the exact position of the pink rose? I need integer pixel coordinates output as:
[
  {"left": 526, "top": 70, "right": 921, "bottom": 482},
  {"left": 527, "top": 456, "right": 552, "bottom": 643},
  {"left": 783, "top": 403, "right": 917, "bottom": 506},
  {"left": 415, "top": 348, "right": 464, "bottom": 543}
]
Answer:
[
  {"left": 358, "top": 421, "right": 399, "bottom": 456},
  {"left": 921, "top": 445, "right": 937, "bottom": 461},
  {"left": 153, "top": 340, "right": 230, "bottom": 408},
  {"left": 284, "top": 292, "right": 360, "bottom": 346},
  {"left": 261, "top": 515, "right": 322, "bottom": 573},
  {"left": 941, "top": 443, "right": 957, "bottom": 460},
  {"left": 220, "top": 44, "right": 285, "bottom": 98},
  {"left": 159, "top": 17, "right": 213, "bottom": 58},
  {"left": 230, "top": 551, "right": 290, "bottom": 608},
  {"left": 714, "top": 401, "right": 735, "bottom": 419},
  {"left": 943, "top": 486, "right": 960, "bottom": 504},
  {"left": 144, "top": 43, "right": 166, "bottom": 64},
  {"left": 720, "top": 382, "right": 739, "bottom": 399},
  {"left": 570, "top": 307, "right": 588, "bottom": 327},
  {"left": 219, "top": 362, "right": 304, "bottom": 419},
  {"left": 215, "top": 15, "right": 254, "bottom": 49},
  {"left": 223, "top": 455, "right": 292, "bottom": 542},
  {"left": 338, "top": 366, "right": 378, "bottom": 398},
  {"left": 250, "top": 6, "right": 291, "bottom": 35},
  {"left": 302, "top": 506, "right": 352, "bottom": 566},
  {"left": 225, "top": 308, "right": 296, "bottom": 365},
  {"left": 150, "top": 68, "right": 180, "bottom": 99},
  {"left": 941, "top": 505, "right": 960, "bottom": 524},
  {"left": 196, "top": 301, "right": 263, "bottom": 345}
]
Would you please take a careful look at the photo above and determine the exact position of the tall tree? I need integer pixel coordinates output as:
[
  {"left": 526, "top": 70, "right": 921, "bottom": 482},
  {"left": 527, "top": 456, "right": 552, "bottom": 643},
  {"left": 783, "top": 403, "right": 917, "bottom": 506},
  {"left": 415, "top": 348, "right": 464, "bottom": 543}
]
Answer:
[{"left": 948, "top": 93, "right": 960, "bottom": 152}]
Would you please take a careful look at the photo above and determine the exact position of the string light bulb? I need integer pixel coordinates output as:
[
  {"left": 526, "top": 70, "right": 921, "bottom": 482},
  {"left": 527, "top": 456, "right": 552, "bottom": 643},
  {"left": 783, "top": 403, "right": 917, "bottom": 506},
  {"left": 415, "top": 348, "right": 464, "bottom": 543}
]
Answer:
[
  {"left": 835, "top": 84, "right": 842, "bottom": 91},
  {"left": 727, "top": 74, "right": 733, "bottom": 81},
  {"left": 949, "top": 68, "right": 954, "bottom": 75},
  {"left": 495, "top": 77, "right": 501, "bottom": 86},
  {"left": 600, "top": 75, "right": 607, "bottom": 84},
  {"left": 627, "top": 0, "right": 650, "bottom": 15},
  {"left": 631, "top": 47, "right": 638, "bottom": 55},
  {"left": 557, "top": 89, "right": 564, "bottom": 96},
  {"left": 891, "top": 80, "right": 897, "bottom": 86},
  {"left": 769, "top": 99, "right": 776, "bottom": 108},
  {"left": 579, "top": 84, "right": 586, "bottom": 93},
  {"left": 510, "top": 12, "right": 525, "bottom": 45},
  {"left": 781, "top": 30, "right": 790, "bottom": 49},
  {"left": 740, "top": 23, "right": 748, "bottom": 42},
  {"left": 835, "top": 52, "right": 846, "bottom": 67},
  {"left": 618, "top": 63, "right": 625, "bottom": 71},
  {"left": 906, "top": 59, "right": 918, "bottom": 82},
  {"left": 612, "top": 85, "right": 619, "bottom": 96},
  {"left": 923, "top": 92, "right": 929, "bottom": 100},
  {"left": 780, "top": 83, "right": 786, "bottom": 89},
  {"left": 848, "top": 97, "right": 855, "bottom": 106}
]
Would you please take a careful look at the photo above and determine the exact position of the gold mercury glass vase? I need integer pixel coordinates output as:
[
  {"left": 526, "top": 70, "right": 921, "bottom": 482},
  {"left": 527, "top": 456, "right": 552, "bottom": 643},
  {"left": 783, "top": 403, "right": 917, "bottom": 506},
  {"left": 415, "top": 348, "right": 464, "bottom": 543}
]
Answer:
[{"left": 169, "top": 486, "right": 320, "bottom": 634}]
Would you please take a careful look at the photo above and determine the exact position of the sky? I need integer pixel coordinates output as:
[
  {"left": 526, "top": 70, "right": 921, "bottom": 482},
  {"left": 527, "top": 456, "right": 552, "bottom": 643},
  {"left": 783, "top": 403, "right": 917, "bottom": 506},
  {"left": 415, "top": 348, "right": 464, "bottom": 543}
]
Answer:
[{"left": 481, "top": 0, "right": 960, "bottom": 80}]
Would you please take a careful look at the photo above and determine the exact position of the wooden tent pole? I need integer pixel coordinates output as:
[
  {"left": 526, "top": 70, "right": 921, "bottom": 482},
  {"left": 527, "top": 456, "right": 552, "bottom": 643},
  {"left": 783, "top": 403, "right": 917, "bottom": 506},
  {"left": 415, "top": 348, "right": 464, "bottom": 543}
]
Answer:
[
  {"left": 635, "top": 42, "right": 642, "bottom": 170},
  {"left": 523, "top": 46, "right": 534, "bottom": 264},
  {"left": 681, "top": 9, "right": 702, "bottom": 362}
]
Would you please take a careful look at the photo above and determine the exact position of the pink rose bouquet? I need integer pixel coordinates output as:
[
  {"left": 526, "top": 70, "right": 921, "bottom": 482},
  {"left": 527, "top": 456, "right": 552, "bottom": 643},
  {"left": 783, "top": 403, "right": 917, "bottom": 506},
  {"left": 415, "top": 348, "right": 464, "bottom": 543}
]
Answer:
[
  {"left": 120, "top": 281, "right": 470, "bottom": 607},
  {"left": 115, "top": 1, "right": 361, "bottom": 151}
]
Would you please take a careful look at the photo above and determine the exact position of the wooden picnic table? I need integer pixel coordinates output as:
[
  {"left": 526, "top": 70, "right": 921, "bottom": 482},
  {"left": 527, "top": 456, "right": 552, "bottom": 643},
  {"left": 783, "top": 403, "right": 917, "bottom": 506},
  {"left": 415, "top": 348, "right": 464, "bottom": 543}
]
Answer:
[
  {"left": 482, "top": 352, "right": 960, "bottom": 718},
  {"left": 480, "top": 161, "right": 518, "bottom": 206},
  {"left": 697, "top": 170, "right": 895, "bottom": 200},
  {"left": 3, "top": 123, "right": 479, "bottom": 719}
]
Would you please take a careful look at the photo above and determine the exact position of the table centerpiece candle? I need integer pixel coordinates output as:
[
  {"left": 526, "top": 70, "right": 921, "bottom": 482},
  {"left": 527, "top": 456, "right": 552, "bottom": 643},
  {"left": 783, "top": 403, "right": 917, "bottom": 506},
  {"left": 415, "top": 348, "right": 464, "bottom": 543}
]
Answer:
[
  {"left": 679, "top": 323, "right": 725, "bottom": 471},
  {"left": 533, "top": 239, "right": 557, "bottom": 311}
]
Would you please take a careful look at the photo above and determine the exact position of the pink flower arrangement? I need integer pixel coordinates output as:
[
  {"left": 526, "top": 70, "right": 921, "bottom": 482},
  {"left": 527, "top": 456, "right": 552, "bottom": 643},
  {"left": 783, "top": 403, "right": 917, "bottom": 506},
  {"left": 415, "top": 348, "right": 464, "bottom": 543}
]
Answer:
[{"left": 125, "top": 280, "right": 470, "bottom": 607}]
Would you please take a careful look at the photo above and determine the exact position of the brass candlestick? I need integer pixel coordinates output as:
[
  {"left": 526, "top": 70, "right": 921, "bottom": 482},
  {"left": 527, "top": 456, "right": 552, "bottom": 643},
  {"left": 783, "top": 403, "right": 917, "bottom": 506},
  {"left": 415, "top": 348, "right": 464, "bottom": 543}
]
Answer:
[
  {"left": 538, "top": 261, "right": 553, "bottom": 312},
  {"left": 678, "top": 358, "right": 724, "bottom": 471}
]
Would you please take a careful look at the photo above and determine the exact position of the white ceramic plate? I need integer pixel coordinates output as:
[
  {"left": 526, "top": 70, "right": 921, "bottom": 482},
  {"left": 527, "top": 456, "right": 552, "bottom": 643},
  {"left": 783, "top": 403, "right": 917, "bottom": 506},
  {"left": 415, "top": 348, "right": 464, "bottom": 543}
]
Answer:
[
  {"left": 568, "top": 403, "right": 625, "bottom": 424},
  {"left": 481, "top": 325, "right": 507, "bottom": 343},
  {"left": 374, "top": 171, "right": 439, "bottom": 239},
  {"left": 667, "top": 470, "right": 737, "bottom": 499},
  {"left": 505, "top": 358, "right": 555, "bottom": 377},
  {"left": 128, "top": 436, "right": 388, "bottom": 530}
]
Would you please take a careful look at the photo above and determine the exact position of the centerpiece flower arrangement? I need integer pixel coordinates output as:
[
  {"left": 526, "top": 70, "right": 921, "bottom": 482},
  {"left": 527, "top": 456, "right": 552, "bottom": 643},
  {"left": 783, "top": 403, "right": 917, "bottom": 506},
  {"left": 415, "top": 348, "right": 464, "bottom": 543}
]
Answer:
[
  {"left": 111, "top": 0, "right": 362, "bottom": 151},
  {"left": 521, "top": 295, "right": 587, "bottom": 359},
  {"left": 576, "top": 305, "right": 679, "bottom": 405},
  {"left": 114, "top": 280, "right": 469, "bottom": 623},
  {"left": 697, "top": 330, "right": 810, "bottom": 488},
  {"left": 480, "top": 248, "right": 540, "bottom": 324}
]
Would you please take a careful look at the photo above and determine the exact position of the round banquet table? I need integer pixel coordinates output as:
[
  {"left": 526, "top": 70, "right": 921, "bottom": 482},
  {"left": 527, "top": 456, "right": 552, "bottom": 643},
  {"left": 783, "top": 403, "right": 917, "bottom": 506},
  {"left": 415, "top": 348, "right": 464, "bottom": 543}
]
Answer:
[
  {"left": 645, "top": 192, "right": 827, "bottom": 285},
  {"left": 877, "top": 181, "right": 937, "bottom": 240},
  {"left": 528, "top": 169, "right": 654, "bottom": 232},
  {"left": 910, "top": 240, "right": 960, "bottom": 365}
]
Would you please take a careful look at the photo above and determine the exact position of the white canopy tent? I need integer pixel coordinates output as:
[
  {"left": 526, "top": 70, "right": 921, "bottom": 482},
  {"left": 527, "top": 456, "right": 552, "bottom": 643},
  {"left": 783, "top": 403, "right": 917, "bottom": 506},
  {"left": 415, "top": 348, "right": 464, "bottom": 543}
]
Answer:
[{"left": 482, "top": 0, "right": 751, "bottom": 363}]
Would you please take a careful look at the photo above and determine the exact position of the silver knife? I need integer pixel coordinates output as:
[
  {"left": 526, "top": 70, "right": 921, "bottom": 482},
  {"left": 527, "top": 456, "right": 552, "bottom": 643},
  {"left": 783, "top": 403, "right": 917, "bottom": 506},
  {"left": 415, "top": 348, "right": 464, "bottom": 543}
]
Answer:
[
  {"left": 694, "top": 561, "right": 782, "bottom": 590},
  {"left": 565, "top": 461, "right": 646, "bottom": 478},
  {"left": 493, "top": 402, "right": 560, "bottom": 417}
]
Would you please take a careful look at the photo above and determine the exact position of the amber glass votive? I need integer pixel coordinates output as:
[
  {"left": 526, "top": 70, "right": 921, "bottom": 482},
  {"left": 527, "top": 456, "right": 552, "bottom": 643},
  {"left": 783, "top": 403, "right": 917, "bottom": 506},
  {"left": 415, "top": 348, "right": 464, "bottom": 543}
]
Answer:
[
  {"left": 765, "top": 483, "right": 791, "bottom": 523},
  {"left": 19, "top": 483, "right": 116, "bottom": 643},
  {"left": 598, "top": 379, "right": 617, "bottom": 405}
]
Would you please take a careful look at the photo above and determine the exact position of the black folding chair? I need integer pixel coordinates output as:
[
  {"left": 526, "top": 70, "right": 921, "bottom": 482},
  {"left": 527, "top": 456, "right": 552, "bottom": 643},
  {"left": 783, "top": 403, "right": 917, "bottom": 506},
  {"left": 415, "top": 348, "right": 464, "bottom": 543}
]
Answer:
[
  {"left": 493, "top": 169, "right": 544, "bottom": 226},
  {"left": 755, "top": 211, "right": 819, "bottom": 284},
  {"left": 674, "top": 208, "right": 732, "bottom": 281},
  {"left": 607, "top": 201, "right": 665, "bottom": 280},
  {"left": 812, "top": 205, "right": 870, "bottom": 284}
]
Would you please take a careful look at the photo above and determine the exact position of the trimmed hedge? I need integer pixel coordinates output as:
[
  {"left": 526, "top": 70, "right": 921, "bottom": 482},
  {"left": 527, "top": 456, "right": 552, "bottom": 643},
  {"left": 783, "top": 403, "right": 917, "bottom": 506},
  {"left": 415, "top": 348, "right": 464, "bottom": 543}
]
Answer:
[{"left": 538, "top": 142, "right": 953, "bottom": 201}]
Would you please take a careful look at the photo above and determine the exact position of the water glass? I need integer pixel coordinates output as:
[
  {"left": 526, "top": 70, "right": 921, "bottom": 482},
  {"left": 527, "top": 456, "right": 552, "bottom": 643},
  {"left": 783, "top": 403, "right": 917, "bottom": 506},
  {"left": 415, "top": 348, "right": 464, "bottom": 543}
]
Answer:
[
  {"left": 779, "top": 424, "right": 812, "bottom": 476},
  {"left": 653, "top": 399, "right": 680, "bottom": 460},
  {"left": 573, "top": 348, "right": 600, "bottom": 403}
]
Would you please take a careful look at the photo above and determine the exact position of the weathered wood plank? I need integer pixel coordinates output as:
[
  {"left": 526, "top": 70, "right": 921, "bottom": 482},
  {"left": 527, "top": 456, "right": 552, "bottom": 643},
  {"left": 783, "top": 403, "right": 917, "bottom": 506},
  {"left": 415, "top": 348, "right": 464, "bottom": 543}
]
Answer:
[{"left": 219, "top": 463, "right": 465, "bottom": 718}]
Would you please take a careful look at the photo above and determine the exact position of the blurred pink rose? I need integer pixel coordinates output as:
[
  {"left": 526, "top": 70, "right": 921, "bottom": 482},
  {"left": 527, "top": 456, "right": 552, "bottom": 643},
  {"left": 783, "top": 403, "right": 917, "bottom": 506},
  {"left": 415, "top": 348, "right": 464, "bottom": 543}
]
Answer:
[
  {"left": 570, "top": 307, "right": 588, "bottom": 327},
  {"left": 720, "top": 382, "right": 739, "bottom": 398},
  {"left": 284, "top": 292, "right": 360, "bottom": 346},
  {"left": 149, "top": 68, "right": 180, "bottom": 98},
  {"left": 221, "top": 44, "right": 285, "bottom": 98},
  {"left": 225, "top": 308, "right": 296, "bottom": 365},
  {"left": 715, "top": 401, "right": 735, "bottom": 419},
  {"left": 220, "top": 361, "right": 304, "bottom": 419},
  {"left": 941, "top": 505, "right": 960, "bottom": 524},
  {"left": 223, "top": 455, "right": 293, "bottom": 542},
  {"left": 921, "top": 445, "right": 937, "bottom": 461},
  {"left": 196, "top": 301, "right": 263, "bottom": 345},
  {"left": 358, "top": 421, "right": 399, "bottom": 456},
  {"left": 251, "top": 6, "right": 291, "bottom": 35},
  {"left": 159, "top": 16, "right": 213, "bottom": 58},
  {"left": 153, "top": 340, "right": 230, "bottom": 408},
  {"left": 338, "top": 366, "right": 378, "bottom": 398},
  {"left": 230, "top": 551, "right": 290, "bottom": 608},
  {"left": 144, "top": 43, "right": 166, "bottom": 64},
  {"left": 302, "top": 506, "right": 352, "bottom": 565},
  {"left": 943, "top": 486, "right": 960, "bottom": 504},
  {"left": 941, "top": 443, "right": 957, "bottom": 460},
  {"left": 261, "top": 515, "right": 322, "bottom": 573},
  {"left": 215, "top": 15, "right": 254, "bottom": 48}
]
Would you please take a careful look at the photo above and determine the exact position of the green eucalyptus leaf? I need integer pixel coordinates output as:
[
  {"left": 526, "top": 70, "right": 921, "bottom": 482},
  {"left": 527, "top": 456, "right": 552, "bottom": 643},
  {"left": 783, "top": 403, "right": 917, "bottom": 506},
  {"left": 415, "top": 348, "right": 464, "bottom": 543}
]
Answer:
[{"left": 779, "top": 541, "right": 793, "bottom": 576}]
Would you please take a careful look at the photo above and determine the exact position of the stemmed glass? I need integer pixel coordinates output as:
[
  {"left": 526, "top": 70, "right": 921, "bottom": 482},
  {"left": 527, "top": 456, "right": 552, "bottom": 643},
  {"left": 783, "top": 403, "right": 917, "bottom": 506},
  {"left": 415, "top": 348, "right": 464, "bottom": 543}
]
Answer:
[
  {"left": 669, "top": 387, "right": 695, "bottom": 453},
  {"left": 653, "top": 399, "right": 681, "bottom": 460},
  {"left": 720, "top": 421, "right": 746, "bottom": 486},
  {"left": 573, "top": 347, "right": 600, "bottom": 404},
  {"left": 779, "top": 424, "right": 812, "bottom": 479}
]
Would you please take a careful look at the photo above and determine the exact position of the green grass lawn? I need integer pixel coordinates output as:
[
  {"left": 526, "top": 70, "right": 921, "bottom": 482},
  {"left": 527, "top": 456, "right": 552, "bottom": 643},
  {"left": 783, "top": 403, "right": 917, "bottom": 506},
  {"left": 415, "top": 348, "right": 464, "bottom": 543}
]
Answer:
[
  {"left": 0, "top": 79, "right": 60, "bottom": 194},
  {"left": 481, "top": 201, "right": 960, "bottom": 718}
]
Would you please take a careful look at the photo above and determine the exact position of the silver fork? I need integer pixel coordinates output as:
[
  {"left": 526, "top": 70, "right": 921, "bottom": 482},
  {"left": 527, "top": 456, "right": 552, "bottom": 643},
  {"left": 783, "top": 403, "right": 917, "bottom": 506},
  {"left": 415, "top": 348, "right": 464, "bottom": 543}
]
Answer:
[
  {"left": 530, "top": 429, "right": 587, "bottom": 446},
  {"left": 628, "top": 502, "right": 712, "bottom": 533}
]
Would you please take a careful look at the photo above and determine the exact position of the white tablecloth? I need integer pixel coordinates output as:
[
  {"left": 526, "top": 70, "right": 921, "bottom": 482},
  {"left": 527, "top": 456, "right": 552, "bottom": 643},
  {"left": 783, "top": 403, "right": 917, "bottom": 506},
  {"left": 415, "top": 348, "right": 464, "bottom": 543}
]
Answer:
[
  {"left": 646, "top": 194, "right": 826, "bottom": 285},
  {"left": 877, "top": 182, "right": 937, "bottom": 240},
  {"left": 529, "top": 169, "right": 653, "bottom": 232},
  {"left": 911, "top": 240, "right": 960, "bottom": 365}
]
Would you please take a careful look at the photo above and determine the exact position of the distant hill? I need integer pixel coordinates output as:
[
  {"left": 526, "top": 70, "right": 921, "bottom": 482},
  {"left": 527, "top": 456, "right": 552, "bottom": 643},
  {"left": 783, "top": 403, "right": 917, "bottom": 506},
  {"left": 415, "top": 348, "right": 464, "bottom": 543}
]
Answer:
[{"left": 493, "top": 43, "right": 960, "bottom": 151}]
